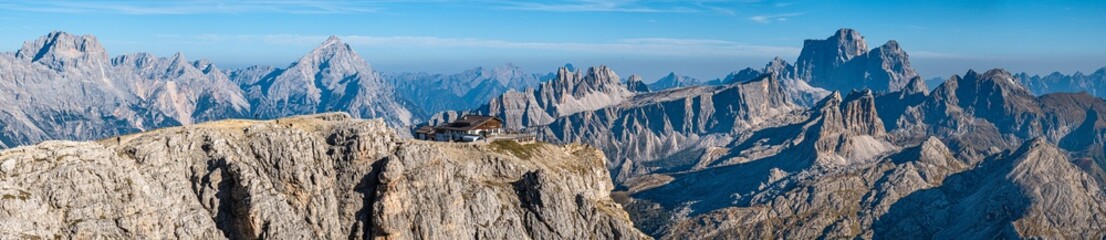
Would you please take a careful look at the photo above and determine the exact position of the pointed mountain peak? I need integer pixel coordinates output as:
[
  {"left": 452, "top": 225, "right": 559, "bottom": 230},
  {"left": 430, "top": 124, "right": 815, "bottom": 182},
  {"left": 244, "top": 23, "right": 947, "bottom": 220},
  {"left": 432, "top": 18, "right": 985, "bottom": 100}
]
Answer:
[
  {"left": 16, "top": 31, "right": 109, "bottom": 69},
  {"left": 168, "top": 52, "right": 188, "bottom": 64},
  {"left": 625, "top": 74, "right": 650, "bottom": 93},
  {"left": 919, "top": 136, "right": 952, "bottom": 154},
  {"left": 963, "top": 68, "right": 1027, "bottom": 92},
  {"left": 766, "top": 57, "right": 790, "bottom": 67},
  {"left": 313, "top": 35, "right": 352, "bottom": 53},
  {"left": 626, "top": 74, "right": 643, "bottom": 82},
  {"left": 649, "top": 72, "right": 700, "bottom": 90},
  {"left": 557, "top": 66, "right": 573, "bottom": 75},
  {"left": 891, "top": 136, "right": 956, "bottom": 166},
  {"left": 323, "top": 35, "right": 343, "bottom": 45},
  {"left": 192, "top": 59, "right": 219, "bottom": 74},
  {"left": 291, "top": 35, "right": 368, "bottom": 72},
  {"left": 825, "top": 28, "right": 868, "bottom": 57},
  {"left": 843, "top": 89, "right": 875, "bottom": 102},
  {"left": 1006, "top": 138, "right": 1070, "bottom": 175},
  {"left": 833, "top": 28, "right": 863, "bottom": 38},
  {"left": 882, "top": 40, "right": 901, "bottom": 49},
  {"left": 902, "top": 76, "right": 929, "bottom": 95},
  {"left": 815, "top": 91, "right": 844, "bottom": 109},
  {"left": 724, "top": 67, "right": 764, "bottom": 84},
  {"left": 584, "top": 65, "right": 620, "bottom": 84},
  {"left": 807, "top": 28, "right": 867, "bottom": 56}
]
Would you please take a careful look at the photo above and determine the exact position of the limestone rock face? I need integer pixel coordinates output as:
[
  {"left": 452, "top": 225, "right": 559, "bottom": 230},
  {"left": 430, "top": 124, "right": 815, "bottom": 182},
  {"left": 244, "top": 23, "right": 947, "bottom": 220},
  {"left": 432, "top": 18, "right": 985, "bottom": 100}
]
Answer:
[
  {"left": 794, "top": 28, "right": 869, "bottom": 86},
  {"left": 0, "top": 32, "right": 421, "bottom": 149},
  {"left": 793, "top": 29, "right": 919, "bottom": 93},
  {"left": 0, "top": 32, "right": 173, "bottom": 148},
  {"left": 112, "top": 52, "right": 251, "bottom": 124},
  {"left": 0, "top": 113, "right": 647, "bottom": 239},
  {"left": 872, "top": 139, "right": 1106, "bottom": 239},
  {"left": 234, "top": 37, "right": 416, "bottom": 128},
  {"left": 625, "top": 74, "right": 651, "bottom": 93},
  {"left": 478, "top": 65, "right": 635, "bottom": 129},
  {"left": 543, "top": 74, "right": 799, "bottom": 182},
  {"left": 620, "top": 68, "right": 1106, "bottom": 239}
]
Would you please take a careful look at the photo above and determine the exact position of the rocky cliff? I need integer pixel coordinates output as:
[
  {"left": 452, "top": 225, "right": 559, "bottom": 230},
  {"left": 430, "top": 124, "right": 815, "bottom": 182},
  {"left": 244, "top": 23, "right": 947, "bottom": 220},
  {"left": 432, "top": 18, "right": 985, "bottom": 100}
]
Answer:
[
  {"left": 793, "top": 28, "right": 919, "bottom": 92},
  {"left": 544, "top": 74, "right": 799, "bottom": 182},
  {"left": 625, "top": 74, "right": 651, "bottom": 93},
  {"left": 231, "top": 36, "right": 416, "bottom": 128},
  {"left": 475, "top": 65, "right": 635, "bottom": 129},
  {"left": 613, "top": 68, "right": 1106, "bottom": 239},
  {"left": 0, "top": 32, "right": 179, "bottom": 148},
  {"left": 0, "top": 113, "right": 647, "bottom": 239}
]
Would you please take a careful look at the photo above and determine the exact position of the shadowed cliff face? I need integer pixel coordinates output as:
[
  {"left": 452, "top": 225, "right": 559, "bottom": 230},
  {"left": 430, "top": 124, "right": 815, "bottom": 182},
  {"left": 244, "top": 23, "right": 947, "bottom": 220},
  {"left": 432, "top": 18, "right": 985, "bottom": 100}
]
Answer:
[
  {"left": 793, "top": 28, "right": 919, "bottom": 93},
  {"left": 612, "top": 68, "right": 1106, "bottom": 239},
  {"left": 873, "top": 139, "right": 1106, "bottom": 239},
  {"left": 0, "top": 113, "right": 647, "bottom": 239}
]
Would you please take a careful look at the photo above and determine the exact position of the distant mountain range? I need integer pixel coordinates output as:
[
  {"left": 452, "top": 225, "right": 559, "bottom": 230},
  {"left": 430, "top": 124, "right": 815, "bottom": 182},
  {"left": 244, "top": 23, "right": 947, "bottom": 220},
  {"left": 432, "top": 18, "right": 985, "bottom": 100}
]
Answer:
[
  {"left": 441, "top": 29, "right": 1106, "bottom": 238},
  {"left": 385, "top": 64, "right": 553, "bottom": 116},
  {"left": 1017, "top": 68, "right": 1106, "bottom": 96},
  {"left": 2, "top": 29, "right": 1106, "bottom": 239},
  {"left": 0, "top": 32, "right": 420, "bottom": 148}
]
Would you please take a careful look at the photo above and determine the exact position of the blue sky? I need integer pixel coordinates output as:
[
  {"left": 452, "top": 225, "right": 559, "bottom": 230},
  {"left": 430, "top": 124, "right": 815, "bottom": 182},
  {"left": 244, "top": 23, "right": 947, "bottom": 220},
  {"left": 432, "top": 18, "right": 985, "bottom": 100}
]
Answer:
[{"left": 0, "top": 0, "right": 1103, "bottom": 81}]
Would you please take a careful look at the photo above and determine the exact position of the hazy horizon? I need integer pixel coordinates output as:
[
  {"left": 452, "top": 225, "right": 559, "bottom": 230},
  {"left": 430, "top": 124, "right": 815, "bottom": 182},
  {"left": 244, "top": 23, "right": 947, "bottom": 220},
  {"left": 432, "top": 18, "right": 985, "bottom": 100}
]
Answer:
[{"left": 2, "top": 0, "right": 1104, "bottom": 81}]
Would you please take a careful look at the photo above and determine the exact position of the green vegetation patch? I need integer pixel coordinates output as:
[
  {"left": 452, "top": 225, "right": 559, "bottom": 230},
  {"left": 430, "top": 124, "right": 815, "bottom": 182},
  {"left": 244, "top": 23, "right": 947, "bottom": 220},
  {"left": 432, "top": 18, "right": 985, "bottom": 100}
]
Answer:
[{"left": 489, "top": 140, "right": 541, "bottom": 159}]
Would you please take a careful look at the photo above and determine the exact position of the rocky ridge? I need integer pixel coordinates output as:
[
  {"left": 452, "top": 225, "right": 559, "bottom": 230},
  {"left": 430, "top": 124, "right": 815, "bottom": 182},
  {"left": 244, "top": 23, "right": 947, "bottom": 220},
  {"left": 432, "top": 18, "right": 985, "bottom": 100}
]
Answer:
[
  {"left": 0, "top": 32, "right": 420, "bottom": 149},
  {"left": 0, "top": 113, "right": 647, "bottom": 239},
  {"left": 473, "top": 65, "right": 635, "bottom": 129},
  {"left": 647, "top": 72, "right": 701, "bottom": 91},
  {"left": 618, "top": 68, "right": 1106, "bottom": 239},
  {"left": 1017, "top": 67, "right": 1106, "bottom": 97}
]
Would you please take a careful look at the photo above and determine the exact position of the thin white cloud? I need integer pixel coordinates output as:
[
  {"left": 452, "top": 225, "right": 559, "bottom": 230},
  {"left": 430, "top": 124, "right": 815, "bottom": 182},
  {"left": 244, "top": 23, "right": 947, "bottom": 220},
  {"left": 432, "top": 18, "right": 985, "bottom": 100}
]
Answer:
[
  {"left": 498, "top": 0, "right": 696, "bottom": 13},
  {"left": 173, "top": 34, "right": 800, "bottom": 57},
  {"left": 494, "top": 0, "right": 764, "bottom": 14},
  {"left": 0, "top": 1, "right": 376, "bottom": 15},
  {"left": 910, "top": 51, "right": 996, "bottom": 60},
  {"left": 748, "top": 12, "right": 802, "bottom": 23}
]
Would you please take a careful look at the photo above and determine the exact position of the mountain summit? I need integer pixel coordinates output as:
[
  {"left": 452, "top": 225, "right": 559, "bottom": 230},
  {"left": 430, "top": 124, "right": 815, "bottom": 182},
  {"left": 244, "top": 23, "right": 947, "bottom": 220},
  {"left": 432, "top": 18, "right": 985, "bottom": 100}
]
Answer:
[
  {"left": 794, "top": 28, "right": 919, "bottom": 93},
  {"left": 235, "top": 36, "right": 416, "bottom": 127},
  {"left": 15, "top": 31, "right": 109, "bottom": 71}
]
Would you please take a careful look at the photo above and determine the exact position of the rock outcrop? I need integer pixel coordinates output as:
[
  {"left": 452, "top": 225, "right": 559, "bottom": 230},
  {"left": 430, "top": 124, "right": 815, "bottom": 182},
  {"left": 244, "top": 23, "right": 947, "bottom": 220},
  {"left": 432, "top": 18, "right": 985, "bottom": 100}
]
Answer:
[
  {"left": 544, "top": 74, "right": 799, "bottom": 182},
  {"left": 112, "top": 52, "right": 251, "bottom": 124},
  {"left": 794, "top": 28, "right": 919, "bottom": 92},
  {"left": 615, "top": 68, "right": 1106, "bottom": 239},
  {"left": 0, "top": 32, "right": 178, "bottom": 148},
  {"left": 232, "top": 36, "right": 416, "bottom": 128},
  {"left": 625, "top": 74, "right": 651, "bottom": 93},
  {"left": 476, "top": 65, "right": 635, "bottom": 129},
  {"left": 0, "top": 32, "right": 426, "bottom": 149},
  {"left": 0, "top": 113, "right": 647, "bottom": 239}
]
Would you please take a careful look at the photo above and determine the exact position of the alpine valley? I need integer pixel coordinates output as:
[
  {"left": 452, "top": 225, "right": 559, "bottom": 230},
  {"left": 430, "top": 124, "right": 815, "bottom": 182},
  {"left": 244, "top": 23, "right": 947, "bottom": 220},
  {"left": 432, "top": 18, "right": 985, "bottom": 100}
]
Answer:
[{"left": 2, "top": 28, "right": 1106, "bottom": 240}]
